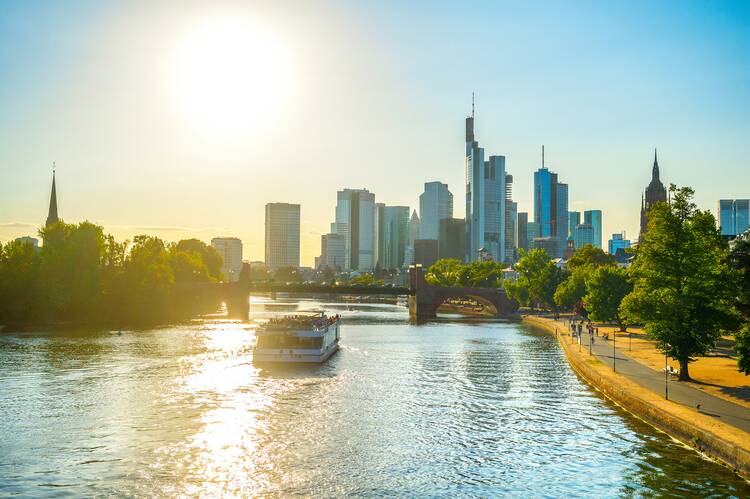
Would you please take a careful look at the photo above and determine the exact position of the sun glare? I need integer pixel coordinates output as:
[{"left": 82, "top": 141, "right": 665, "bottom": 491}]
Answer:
[{"left": 172, "top": 17, "right": 290, "bottom": 136}]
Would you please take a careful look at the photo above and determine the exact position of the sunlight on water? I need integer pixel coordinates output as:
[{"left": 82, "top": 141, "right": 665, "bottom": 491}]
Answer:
[{"left": 0, "top": 298, "right": 748, "bottom": 497}]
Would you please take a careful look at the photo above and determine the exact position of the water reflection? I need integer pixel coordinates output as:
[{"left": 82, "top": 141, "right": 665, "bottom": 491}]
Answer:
[{"left": 0, "top": 298, "right": 748, "bottom": 497}]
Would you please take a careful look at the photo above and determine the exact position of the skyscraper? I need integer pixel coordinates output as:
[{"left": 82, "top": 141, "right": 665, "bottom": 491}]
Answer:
[
  {"left": 46, "top": 164, "right": 58, "bottom": 227},
  {"left": 419, "top": 181, "right": 453, "bottom": 240},
  {"left": 374, "top": 202, "right": 385, "bottom": 268},
  {"left": 533, "top": 147, "right": 567, "bottom": 258},
  {"left": 583, "top": 210, "right": 602, "bottom": 249},
  {"left": 464, "top": 99, "right": 507, "bottom": 262},
  {"left": 211, "top": 237, "right": 243, "bottom": 282},
  {"left": 517, "top": 212, "right": 529, "bottom": 252},
  {"left": 573, "top": 223, "right": 594, "bottom": 248},
  {"left": 319, "top": 233, "right": 346, "bottom": 270},
  {"left": 504, "top": 174, "right": 517, "bottom": 264},
  {"left": 335, "top": 188, "right": 376, "bottom": 271},
  {"left": 439, "top": 218, "right": 466, "bottom": 261},
  {"left": 265, "top": 203, "right": 300, "bottom": 269},
  {"left": 639, "top": 149, "right": 667, "bottom": 243},
  {"left": 718, "top": 199, "right": 750, "bottom": 237},
  {"left": 404, "top": 210, "right": 420, "bottom": 266},
  {"left": 380, "top": 206, "right": 409, "bottom": 270},
  {"left": 568, "top": 211, "right": 581, "bottom": 240}
]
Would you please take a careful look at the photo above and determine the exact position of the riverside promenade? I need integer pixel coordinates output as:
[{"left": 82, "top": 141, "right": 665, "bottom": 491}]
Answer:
[{"left": 525, "top": 316, "right": 750, "bottom": 480}]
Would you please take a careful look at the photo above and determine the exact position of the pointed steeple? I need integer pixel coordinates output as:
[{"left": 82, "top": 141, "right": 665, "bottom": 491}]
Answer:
[
  {"left": 652, "top": 148, "right": 659, "bottom": 180},
  {"left": 46, "top": 163, "right": 58, "bottom": 227}
]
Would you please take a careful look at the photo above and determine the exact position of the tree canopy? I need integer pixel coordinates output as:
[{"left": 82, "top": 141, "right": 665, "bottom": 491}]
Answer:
[
  {"left": 620, "top": 186, "right": 740, "bottom": 381},
  {"left": 425, "top": 259, "right": 507, "bottom": 288},
  {"left": 728, "top": 234, "right": 750, "bottom": 375},
  {"left": 583, "top": 265, "right": 632, "bottom": 330},
  {"left": 505, "top": 249, "right": 564, "bottom": 311}
]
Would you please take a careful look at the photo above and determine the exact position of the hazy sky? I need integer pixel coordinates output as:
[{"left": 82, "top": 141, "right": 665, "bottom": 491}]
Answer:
[{"left": 1, "top": 0, "right": 749, "bottom": 265}]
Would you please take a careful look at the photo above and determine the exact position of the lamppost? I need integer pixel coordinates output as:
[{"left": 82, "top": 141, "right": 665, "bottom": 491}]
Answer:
[
  {"left": 665, "top": 343, "right": 670, "bottom": 400},
  {"left": 589, "top": 329, "right": 592, "bottom": 356},
  {"left": 613, "top": 329, "right": 616, "bottom": 372},
  {"left": 629, "top": 331, "right": 632, "bottom": 351}
]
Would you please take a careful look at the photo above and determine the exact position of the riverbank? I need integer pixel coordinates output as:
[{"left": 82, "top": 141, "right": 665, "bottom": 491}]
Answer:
[{"left": 524, "top": 315, "right": 750, "bottom": 481}]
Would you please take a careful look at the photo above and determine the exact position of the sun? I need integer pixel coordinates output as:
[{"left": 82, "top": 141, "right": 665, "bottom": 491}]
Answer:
[{"left": 172, "top": 16, "right": 290, "bottom": 136}]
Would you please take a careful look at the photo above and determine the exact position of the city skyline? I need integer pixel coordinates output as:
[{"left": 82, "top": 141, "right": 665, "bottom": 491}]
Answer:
[{"left": 2, "top": 1, "right": 750, "bottom": 266}]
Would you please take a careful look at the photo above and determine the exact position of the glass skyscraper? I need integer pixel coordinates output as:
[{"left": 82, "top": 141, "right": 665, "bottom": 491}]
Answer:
[
  {"left": 533, "top": 151, "right": 568, "bottom": 258},
  {"left": 419, "top": 181, "right": 453, "bottom": 240},
  {"left": 719, "top": 199, "right": 750, "bottom": 237},
  {"left": 382, "top": 206, "right": 410, "bottom": 270},
  {"left": 584, "top": 210, "right": 602, "bottom": 249},
  {"left": 335, "top": 188, "right": 376, "bottom": 271},
  {"left": 464, "top": 108, "right": 507, "bottom": 262}
]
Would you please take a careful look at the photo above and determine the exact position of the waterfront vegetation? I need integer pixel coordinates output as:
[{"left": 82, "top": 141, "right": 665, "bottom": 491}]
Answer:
[
  {"left": 424, "top": 259, "right": 508, "bottom": 288},
  {"left": 0, "top": 221, "right": 223, "bottom": 326}
]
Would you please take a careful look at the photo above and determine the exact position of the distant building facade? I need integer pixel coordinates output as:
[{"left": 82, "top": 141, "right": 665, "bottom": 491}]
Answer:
[
  {"left": 14, "top": 236, "right": 39, "bottom": 248},
  {"left": 334, "top": 188, "right": 376, "bottom": 271},
  {"left": 718, "top": 199, "right": 750, "bottom": 238},
  {"left": 382, "top": 206, "right": 410, "bottom": 270},
  {"left": 608, "top": 232, "right": 631, "bottom": 255},
  {"left": 639, "top": 149, "right": 667, "bottom": 243},
  {"left": 419, "top": 181, "right": 453, "bottom": 240},
  {"left": 517, "top": 212, "right": 529, "bottom": 252},
  {"left": 464, "top": 104, "right": 508, "bottom": 262},
  {"left": 573, "top": 223, "right": 594, "bottom": 248},
  {"left": 265, "top": 203, "right": 300, "bottom": 269},
  {"left": 319, "top": 232, "right": 346, "bottom": 270},
  {"left": 533, "top": 148, "right": 568, "bottom": 258},
  {"left": 504, "top": 174, "right": 517, "bottom": 264},
  {"left": 414, "top": 239, "right": 439, "bottom": 267},
  {"left": 568, "top": 211, "right": 581, "bottom": 240},
  {"left": 404, "top": 210, "right": 420, "bottom": 266},
  {"left": 211, "top": 237, "right": 243, "bottom": 282},
  {"left": 583, "top": 210, "right": 602, "bottom": 249},
  {"left": 438, "top": 218, "right": 466, "bottom": 261}
]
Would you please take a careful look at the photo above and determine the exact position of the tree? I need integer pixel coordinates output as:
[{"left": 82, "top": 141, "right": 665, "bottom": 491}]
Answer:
[
  {"left": 553, "top": 269, "right": 585, "bottom": 312},
  {"left": 349, "top": 273, "right": 385, "bottom": 286},
  {"left": 273, "top": 266, "right": 303, "bottom": 283},
  {"left": 728, "top": 233, "right": 750, "bottom": 374},
  {"left": 584, "top": 266, "right": 632, "bottom": 330},
  {"left": 425, "top": 259, "right": 463, "bottom": 286},
  {"left": 566, "top": 244, "right": 614, "bottom": 272},
  {"left": 172, "top": 239, "right": 223, "bottom": 280},
  {"left": 0, "top": 238, "right": 42, "bottom": 321},
  {"left": 507, "top": 249, "right": 564, "bottom": 311},
  {"left": 621, "top": 186, "right": 739, "bottom": 381},
  {"left": 460, "top": 260, "right": 507, "bottom": 288}
]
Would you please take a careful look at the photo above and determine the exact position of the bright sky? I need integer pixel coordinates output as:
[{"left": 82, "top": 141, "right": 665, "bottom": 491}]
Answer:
[{"left": 1, "top": 0, "right": 749, "bottom": 266}]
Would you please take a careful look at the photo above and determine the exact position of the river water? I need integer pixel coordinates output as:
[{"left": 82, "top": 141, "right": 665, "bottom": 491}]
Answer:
[{"left": 1, "top": 298, "right": 749, "bottom": 497}]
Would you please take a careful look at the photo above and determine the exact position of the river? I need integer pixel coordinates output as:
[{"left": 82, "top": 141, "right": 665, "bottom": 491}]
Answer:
[{"left": 1, "top": 298, "right": 748, "bottom": 497}]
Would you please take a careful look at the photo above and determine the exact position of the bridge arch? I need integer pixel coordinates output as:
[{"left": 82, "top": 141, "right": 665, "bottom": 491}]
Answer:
[{"left": 434, "top": 294, "right": 499, "bottom": 316}]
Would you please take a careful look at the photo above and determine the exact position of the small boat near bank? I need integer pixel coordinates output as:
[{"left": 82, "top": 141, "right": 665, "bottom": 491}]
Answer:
[{"left": 253, "top": 311, "right": 341, "bottom": 364}]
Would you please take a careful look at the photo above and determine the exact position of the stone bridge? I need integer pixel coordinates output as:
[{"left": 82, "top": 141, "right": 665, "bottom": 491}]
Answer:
[{"left": 407, "top": 265, "right": 519, "bottom": 321}]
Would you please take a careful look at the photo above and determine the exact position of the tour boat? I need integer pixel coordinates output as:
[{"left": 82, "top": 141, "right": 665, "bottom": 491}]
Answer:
[{"left": 253, "top": 311, "right": 341, "bottom": 364}]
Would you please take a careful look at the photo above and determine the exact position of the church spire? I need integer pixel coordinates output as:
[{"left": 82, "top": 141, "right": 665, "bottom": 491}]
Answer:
[
  {"left": 46, "top": 163, "right": 58, "bottom": 227},
  {"left": 652, "top": 148, "right": 659, "bottom": 180}
]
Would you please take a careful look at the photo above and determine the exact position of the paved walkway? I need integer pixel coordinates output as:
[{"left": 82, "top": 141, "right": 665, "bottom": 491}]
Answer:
[{"left": 561, "top": 324, "right": 750, "bottom": 434}]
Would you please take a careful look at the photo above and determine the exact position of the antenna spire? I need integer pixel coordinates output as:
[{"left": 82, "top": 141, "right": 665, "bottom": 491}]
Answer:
[
  {"left": 471, "top": 92, "right": 475, "bottom": 119},
  {"left": 542, "top": 145, "right": 545, "bottom": 168}
]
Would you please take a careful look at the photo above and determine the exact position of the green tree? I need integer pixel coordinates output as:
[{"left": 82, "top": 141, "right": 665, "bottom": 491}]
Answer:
[
  {"left": 173, "top": 239, "right": 223, "bottom": 280},
  {"left": 566, "top": 244, "right": 614, "bottom": 271},
  {"left": 728, "top": 234, "right": 750, "bottom": 374},
  {"left": 349, "top": 273, "right": 385, "bottom": 286},
  {"left": 425, "top": 258, "right": 463, "bottom": 286},
  {"left": 0, "top": 238, "right": 42, "bottom": 321},
  {"left": 460, "top": 260, "right": 507, "bottom": 288},
  {"left": 621, "top": 186, "right": 739, "bottom": 381},
  {"left": 584, "top": 265, "right": 632, "bottom": 330},
  {"left": 553, "top": 269, "right": 584, "bottom": 312},
  {"left": 506, "top": 249, "right": 563, "bottom": 311}
]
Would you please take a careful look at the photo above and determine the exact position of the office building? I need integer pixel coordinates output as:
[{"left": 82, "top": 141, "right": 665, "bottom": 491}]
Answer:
[
  {"left": 532, "top": 236, "right": 557, "bottom": 257},
  {"left": 533, "top": 147, "right": 568, "bottom": 257},
  {"left": 526, "top": 221, "right": 540, "bottom": 251},
  {"left": 517, "top": 212, "right": 529, "bottom": 252},
  {"left": 374, "top": 203, "right": 385, "bottom": 268},
  {"left": 573, "top": 223, "right": 594, "bottom": 248},
  {"left": 404, "top": 210, "right": 420, "bottom": 266},
  {"left": 211, "top": 237, "right": 243, "bottom": 282},
  {"left": 639, "top": 149, "right": 667, "bottom": 243},
  {"left": 265, "top": 203, "right": 300, "bottom": 269},
  {"left": 439, "top": 218, "right": 466, "bottom": 261},
  {"left": 718, "top": 199, "right": 750, "bottom": 238},
  {"left": 419, "top": 182, "right": 453, "bottom": 240},
  {"left": 464, "top": 100, "right": 508, "bottom": 262},
  {"left": 568, "top": 211, "right": 581, "bottom": 240},
  {"left": 608, "top": 232, "right": 631, "bottom": 255},
  {"left": 334, "top": 188, "right": 376, "bottom": 271},
  {"left": 319, "top": 233, "right": 346, "bottom": 270},
  {"left": 381, "top": 206, "right": 410, "bottom": 270},
  {"left": 504, "top": 174, "right": 517, "bottom": 264},
  {"left": 584, "top": 210, "right": 603, "bottom": 249},
  {"left": 414, "top": 239, "right": 439, "bottom": 267}
]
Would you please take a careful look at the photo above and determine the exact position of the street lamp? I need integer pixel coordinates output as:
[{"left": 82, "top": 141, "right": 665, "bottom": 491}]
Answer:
[
  {"left": 665, "top": 343, "right": 670, "bottom": 400},
  {"left": 613, "top": 329, "right": 616, "bottom": 372}
]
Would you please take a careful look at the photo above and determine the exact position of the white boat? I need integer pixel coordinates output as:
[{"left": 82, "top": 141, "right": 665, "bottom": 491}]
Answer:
[{"left": 253, "top": 312, "right": 341, "bottom": 364}]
